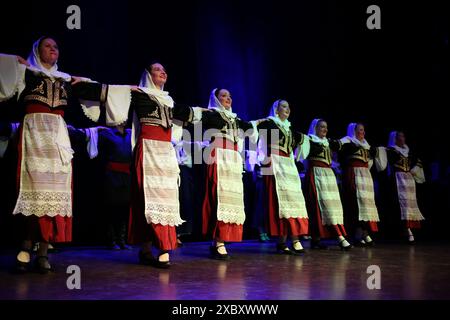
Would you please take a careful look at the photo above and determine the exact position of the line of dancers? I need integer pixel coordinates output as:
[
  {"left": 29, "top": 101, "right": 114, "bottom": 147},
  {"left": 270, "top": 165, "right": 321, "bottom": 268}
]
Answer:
[{"left": 0, "top": 37, "right": 425, "bottom": 272}]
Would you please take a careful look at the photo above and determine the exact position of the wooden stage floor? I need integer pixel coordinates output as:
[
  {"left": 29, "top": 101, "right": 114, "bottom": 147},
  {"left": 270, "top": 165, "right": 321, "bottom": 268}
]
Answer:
[{"left": 1, "top": 240, "right": 449, "bottom": 300}]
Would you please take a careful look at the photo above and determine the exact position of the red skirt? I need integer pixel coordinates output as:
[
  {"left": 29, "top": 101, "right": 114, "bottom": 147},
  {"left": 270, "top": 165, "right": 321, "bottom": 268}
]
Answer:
[
  {"left": 405, "top": 220, "right": 421, "bottom": 229},
  {"left": 127, "top": 125, "right": 178, "bottom": 250},
  {"left": 202, "top": 139, "right": 243, "bottom": 242},
  {"left": 106, "top": 161, "right": 131, "bottom": 174},
  {"left": 305, "top": 161, "right": 347, "bottom": 239},
  {"left": 15, "top": 104, "right": 72, "bottom": 243},
  {"left": 342, "top": 160, "right": 378, "bottom": 233}
]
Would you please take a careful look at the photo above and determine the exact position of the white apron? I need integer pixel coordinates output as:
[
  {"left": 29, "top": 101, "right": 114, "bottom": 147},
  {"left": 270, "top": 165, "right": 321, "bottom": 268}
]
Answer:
[
  {"left": 13, "top": 113, "right": 73, "bottom": 217},
  {"left": 353, "top": 167, "right": 380, "bottom": 222},
  {"left": 313, "top": 167, "right": 344, "bottom": 225},
  {"left": 142, "top": 138, "right": 184, "bottom": 226},
  {"left": 395, "top": 172, "right": 425, "bottom": 221},
  {"left": 271, "top": 154, "right": 308, "bottom": 220},
  {"left": 213, "top": 147, "right": 246, "bottom": 225}
]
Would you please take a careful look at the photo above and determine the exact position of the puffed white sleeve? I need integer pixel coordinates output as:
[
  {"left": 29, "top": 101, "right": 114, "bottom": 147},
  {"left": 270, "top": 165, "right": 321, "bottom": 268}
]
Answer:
[
  {"left": 247, "top": 120, "right": 259, "bottom": 145},
  {"left": 191, "top": 107, "right": 203, "bottom": 123},
  {"left": 295, "top": 134, "right": 310, "bottom": 162},
  {"left": 81, "top": 84, "right": 132, "bottom": 126},
  {"left": 411, "top": 164, "right": 426, "bottom": 184},
  {"left": 0, "top": 54, "right": 26, "bottom": 102},
  {"left": 374, "top": 146, "right": 388, "bottom": 172}
]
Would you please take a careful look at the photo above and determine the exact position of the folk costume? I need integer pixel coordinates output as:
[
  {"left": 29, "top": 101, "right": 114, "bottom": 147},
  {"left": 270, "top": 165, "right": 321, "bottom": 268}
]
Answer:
[
  {"left": 256, "top": 100, "right": 310, "bottom": 254},
  {"left": 339, "top": 123, "right": 382, "bottom": 246},
  {"left": 201, "top": 89, "right": 258, "bottom": 259},
  {"left": 304, "top": 119, "right": 352, "bottom": 250}
]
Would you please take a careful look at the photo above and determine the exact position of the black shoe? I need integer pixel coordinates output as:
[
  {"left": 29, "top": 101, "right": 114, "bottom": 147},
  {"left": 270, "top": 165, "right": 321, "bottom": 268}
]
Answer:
[
  {"left": 209, "top": 245, "right": 230, "bottom": 260},
  {"left": 32, "top": 243, "right": 59, "bottom": 253},
  {"left": 118, "top": 242, "right": 131, "bottom": 250},
  {"left": 138, "top": 250, "right": 154, "bottom": 265},
  {"left": 291, "top": 241, "right": 306, "bottom": 254},
  {"left": 365, "top": 240, "right": 375, "bottom": 247},
  {"left": 109, "top": 242, "right": 121, "bottom": 250},
  {"left": 338, "top": 239, "right": 353, "bottom": 251},
  {"left": 276, "top": 243, "right": 295, "bottom": 255},
  {"left": 353, "top": 239, "right": 367, "bottom": 247},
  {"left": 34, "top": 256, "right": 52, "bottom": 274},
  {"left": 150, "top": 251, "right": 171, "bottom": 269},
  {"left": 15, "top": 250, "right": 31, "bottom": 274},
  {"left": 47, "top": 244, "right": 59, "bottom": 253},
  {"left": 15, "top": 260, "right": 29, "bottom": 274},
  {"left": 362, "top": 235, "right": 375, "bottom": 247},
  {"left": 310, "top": 239, "right": 328, "bottom": 250}
]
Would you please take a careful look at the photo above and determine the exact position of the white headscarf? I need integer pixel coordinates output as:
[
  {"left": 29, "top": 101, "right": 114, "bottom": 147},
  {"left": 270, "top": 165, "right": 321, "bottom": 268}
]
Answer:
[
  {"left": 388, "top": 131, "right": 409, "bottom": 157},
  {"left": 268, "top": 99, "right": 291, "bottom": 131},
  {"left": 344, "top": 122, "right": 370, "bottom": 150},
  {"left": 130, "top": 67, "right": 175, "bottom": 151},
  {"left": 26, "top": 37, "right": 71, "bottom": 81},
  {"left": 138, "top": 68, "right": 174, "bottom": 108},
  {"left": 308, "top": 118, "right": 329, "bottom": 147},
  {"left": 208, "top": 88, "right": 237, "bottom": 120}
]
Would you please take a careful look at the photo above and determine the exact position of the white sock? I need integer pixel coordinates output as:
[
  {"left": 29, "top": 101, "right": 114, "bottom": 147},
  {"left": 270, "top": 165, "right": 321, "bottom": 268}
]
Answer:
[
  {"left": 158, "top": 252, "right": 170, "bottom": 262},
  {"left": 364, "top": 235, "right": 373, "bottom": 243},
  {"left": 342, "top": 239, "right": 351, "bottom": 247},
  {"left": 216, "top": 242, "right": 227, "bottom": 254},
  {"left": 17, "top": 251, "right": 30, "bottom": 263},
  {"left": 293, "top": 241, "right": 303, "bottom": 250},
  {"left": 407, "top": 228, "right": 415, "bottom": 241},
  {"left": 338, "top": 236, "right": 351, "bottom": 248}
]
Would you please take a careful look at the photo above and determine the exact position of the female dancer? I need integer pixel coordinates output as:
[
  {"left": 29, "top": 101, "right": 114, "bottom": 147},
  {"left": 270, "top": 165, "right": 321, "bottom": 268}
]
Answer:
[
  {"left": 256, "top": 99, "right": 310, "bottom": 254},
  {"left": 339, "top": 122, "right": 381, "bottom": 246},
  {"left": 201, "top": 88, "right": 264, "bottom": 259},
  {"left": 0, "top": 37, "right": 104, "bottom": 273},
  {"left": 385, "top": 131, "right": 425, "bottom": 244},
  {"left": 81, "top": 62, "right": 205, "bottom": 267},
  {"left": 304, "top": 119, "right": 352, "bottom": 250}
]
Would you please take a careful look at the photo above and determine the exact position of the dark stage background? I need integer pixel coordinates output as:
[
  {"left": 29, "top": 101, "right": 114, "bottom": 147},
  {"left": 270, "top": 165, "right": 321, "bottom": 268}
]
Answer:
[{"left": 0, "top": 0, "right": 449, "bottom": 245}]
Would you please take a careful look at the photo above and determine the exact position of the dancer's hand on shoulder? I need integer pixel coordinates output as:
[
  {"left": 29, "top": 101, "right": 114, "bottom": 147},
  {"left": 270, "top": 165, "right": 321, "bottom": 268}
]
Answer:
[
  {"left": 17, "top": 56, "right": 30, "bottom": 66},
  {"left": 255, "top": 118, "right": 268, "bottom": 125},
  {"left": 71, "top": 76, "right": 83, "bottom": 85}
]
